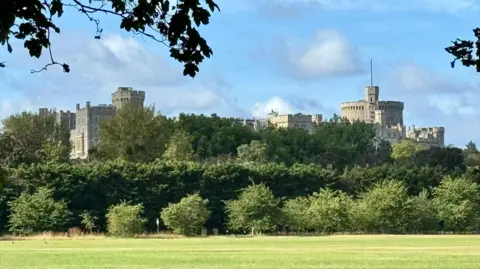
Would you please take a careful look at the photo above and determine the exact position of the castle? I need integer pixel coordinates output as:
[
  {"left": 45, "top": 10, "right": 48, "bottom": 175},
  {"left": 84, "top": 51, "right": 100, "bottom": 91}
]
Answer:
[
  {"left": 38, "top": 81, "right": 444, "bottom": 159},
  {"left": 340, "top": 84, "right": 444, "bottom": 148},
  {"left": 240, "top": 84, "right": 445, "bottom": 149},
  {"left": 40, "top": 87, "right": 145, "bottom": 159}
]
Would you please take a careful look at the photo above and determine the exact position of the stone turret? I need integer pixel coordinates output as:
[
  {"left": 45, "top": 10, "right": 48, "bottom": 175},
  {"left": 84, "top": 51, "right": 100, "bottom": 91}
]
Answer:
[{"left": 111, "top": 87, "right": 145, "bottom": 109}]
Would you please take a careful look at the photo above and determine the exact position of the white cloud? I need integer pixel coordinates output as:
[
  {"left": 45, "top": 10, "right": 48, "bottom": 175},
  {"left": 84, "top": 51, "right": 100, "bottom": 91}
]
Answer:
[
  {"left": 252, "top": 97, "right": 297, "bottom": 118},
  {"left": 251, "top": 95, "right": 328, "bottom": 118},
  {"left": 281, "top": 30, "right": 362, "bottom": 79},
  {"left": 0, "top": 33, "right": 247, "bottom": 118}
]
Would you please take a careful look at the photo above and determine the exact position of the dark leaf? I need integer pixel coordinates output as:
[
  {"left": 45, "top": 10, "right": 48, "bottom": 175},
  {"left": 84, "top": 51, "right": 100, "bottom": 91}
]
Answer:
[{"left": 62, "top": 64, "right": 70, "bottom": 73}]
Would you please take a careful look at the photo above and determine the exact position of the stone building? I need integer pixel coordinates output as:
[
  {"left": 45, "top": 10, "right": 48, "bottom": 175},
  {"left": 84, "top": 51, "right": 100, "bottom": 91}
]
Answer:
[
  {"left": 406, "top": 126, "right": 445, "bottom": 149},
  {"left": 70, "top": 87, "right": 145, "bottom": 159},
  {"left": 267, "top": 113, "right": 323, "bottom": 133},
  {"left": 341, "top": 85, "right": 404, "bottom": 126},
  {"left": 112, "top": 87, "right": 145, "bottom": 109},
  {"left": 38, "top": 108, "right": 76, "bottom": 131},
  {"left": 341, "top": 84, "right": 445, "bottom": 148},
  {"left": 239, "top": 118, "right": 269, "bottom": 131}
]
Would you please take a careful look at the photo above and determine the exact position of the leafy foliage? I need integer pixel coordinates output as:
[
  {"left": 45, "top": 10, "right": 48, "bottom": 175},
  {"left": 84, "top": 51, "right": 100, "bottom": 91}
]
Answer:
[
  {"left": 80, "top": 210, "right": 98, "bottom": 233},
  {"left": 407, "top": 190, "right": 438, "bottom": 233},
  {"left": 306, "top": 189, "right": 353, "bottom": 233},
  {"left": 160, "top": 193, "right": 210, "bottom": 236},
  {"left": 7, "top": 187, "right": 71, "bottom": 235},
  {"left": 0, "top": 0, "right": 219, "bottom": 77},
  {"left": 163, "top": 130, "right": 195, "bottom": 162},
  {"left": 353, "top": 180, "right": 411, "bottom": 234},
  {"left": 98, "top": 103, "right": 169, "bottom": 162},
  {"left": 0, "top": 111, "right": 69, "bottom": 167},
  {"left": 433, "top": 176, "right": 480, "bottom": 232},
  {"left": 106, "top": 202, "right": 146, "bottom": 237},
  {"left": 225, "top": 183, "right": 283, "bottom": 233},
  {"left": 446, "top": 28, "right": 480, "bottom": 72},
  {"left": 282, "top": 196, "right": 311, "bottom": 231},
  {"left": 237, "top": 140, "right": 268, "bottom": 163},
  {"left": 392, "top": 140, "right": 422, "bottom": 161}
]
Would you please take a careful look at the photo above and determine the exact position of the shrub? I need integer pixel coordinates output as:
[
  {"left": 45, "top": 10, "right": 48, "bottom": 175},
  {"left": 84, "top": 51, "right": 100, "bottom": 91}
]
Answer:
[
  {"left": 80, "top": 210, "right": 98, "bottom": 234},
  {"left": 306, "top": 189, "right": 353, "bottom": 233},
  {"left": 433, "top": 176, "right": 480, "bottom": 232},
  {"left": 353, "top": 180, "right": 411, "bottom": 234},
  {"left": 283, "top": 196, "right": 311, "bottom": 232},
  {"left": 160, "top": 193, "right": 210, "bottom": 236},
  {"left": 7, "top": 187, "right": 71, "bottom": 235},
  {"left": 406, "top": 190, "right": 438, "bottom": 233},
  {"left": 106, "top": 202, "right": 146, "bottom": 237},
  {"left": 225, "top": 183, "right": 282, "bottom": 234}
]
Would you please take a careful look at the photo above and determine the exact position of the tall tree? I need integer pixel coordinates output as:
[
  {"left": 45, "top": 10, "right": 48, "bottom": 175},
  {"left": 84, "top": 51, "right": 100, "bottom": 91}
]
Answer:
[
  {"left": 465, "top": 141, "right": 478, "bottom": 154},
  {"left": 173, "top": 114, "right": 257, "bottom": 159},
  {"left": 391, "top": 140, "right": 422, "bottom": 161},
  {"left": 98, "top": 103, "right": 169, "bottom": 162},
  {"left": 163, "top": 130, "right": 195, "bottom": 162},
  {"left": 0, "top": 110, "right": 68, "bottom": 166},
  {"left": 237, "top": 140, "right": 268, "bottom": 163},
  {"left": 1, "top": 0, "right": 219, "bottom": 77}
]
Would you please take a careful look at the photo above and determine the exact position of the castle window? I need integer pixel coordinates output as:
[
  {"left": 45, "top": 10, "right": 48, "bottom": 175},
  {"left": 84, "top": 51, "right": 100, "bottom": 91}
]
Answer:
[{"left": 94, "top": 116, "right": 98, "bottom": 123}]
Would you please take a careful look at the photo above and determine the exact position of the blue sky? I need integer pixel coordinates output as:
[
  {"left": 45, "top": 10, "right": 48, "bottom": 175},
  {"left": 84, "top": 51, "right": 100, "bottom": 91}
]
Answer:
[{"left": 1, "top": 0, "right": 480, "bottom": 147}]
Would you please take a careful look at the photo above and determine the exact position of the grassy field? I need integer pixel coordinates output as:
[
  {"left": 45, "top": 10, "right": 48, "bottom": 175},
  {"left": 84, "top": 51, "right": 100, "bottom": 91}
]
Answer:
[{"left": 1, "top": 235, "right": 480, "bottom": 269}]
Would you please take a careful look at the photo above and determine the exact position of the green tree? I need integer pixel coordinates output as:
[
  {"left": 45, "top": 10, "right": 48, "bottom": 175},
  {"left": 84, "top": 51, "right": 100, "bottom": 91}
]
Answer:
[
  {"left": 237, "top": 140, "right": 268, "bottom": 163},
  {"left": 413, "top": 147, "right": 465, "bottom": 172},
  {"left": 160, "top": 193, "right": 210, "bottom": 236},
  {"left": 80, "top": 211, "right": 98, "bottom": 234},
  {"left": 1, "top": 0, "right": 219, "bottom": 77},
  {"left": 39, "top": 141, "right": 70, "bottom": 163},
  {"left": 407, "top": 190, "right": 438, "bottom": 233},
  {"left": 106, "top": 202, "right": 146, "bottom": 237},
  {"left": 7, "top": 187, "right": 71, "bottom": 235},
  {"left": 391, "top": 140, "right": 422, "bottom": 161},
  {"left": 173, "top": 113, "right": 257, "bottom": 160},
  {"left": 0, "top": 110, "right": 68, "bottom": 166},
  {"left": 225, "top": 183, "right": 283, "bottom": 234},
  {"left": 306, "top": 189, "right": 353, "bottom": 233},
  {"left": 433, "top": 176, "right": 480, "bottom": 233},
  {"left": 353, "top": 180, "right": 411, "bottom": 234},
  {"left": 163, "top": 130, "right": 195, "bottom": 162},
  {"left": 98, "top": 103, "right": 169, "bottom": 162},
  {"left": 465, "top": 141, "right": 478, "bottom": 154},
  {"left": 282, "top": 196, "right": 311, "bottom": 232}
]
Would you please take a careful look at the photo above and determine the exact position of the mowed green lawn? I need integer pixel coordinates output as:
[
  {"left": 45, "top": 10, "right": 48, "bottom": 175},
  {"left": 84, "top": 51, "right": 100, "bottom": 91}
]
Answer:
[{"left": 1, "top": 235, "right": 480, "bottom": 269}]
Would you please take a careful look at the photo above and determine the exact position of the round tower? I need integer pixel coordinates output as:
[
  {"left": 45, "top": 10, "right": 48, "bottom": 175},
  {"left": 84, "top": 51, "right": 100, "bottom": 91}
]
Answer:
[
  {"left": 111, "top": 87, "right": 145, "bottom": 109},
  {"left": 432, "top": 127, "right": 445, "bottom": 147}
]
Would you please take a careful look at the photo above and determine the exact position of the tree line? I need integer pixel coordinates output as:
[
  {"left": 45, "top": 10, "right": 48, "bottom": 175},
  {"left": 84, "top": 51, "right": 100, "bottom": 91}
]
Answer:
[{"left": 0, "top": 104, "right": 480, "bottom": 236}]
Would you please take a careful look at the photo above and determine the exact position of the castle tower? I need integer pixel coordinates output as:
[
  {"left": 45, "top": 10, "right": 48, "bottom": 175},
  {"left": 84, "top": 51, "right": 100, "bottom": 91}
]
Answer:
[
  {"left": 432, "top": 127, "right": 445, "bottom": 147},
  {"left": 111, "top": 87, "right": 145, "bottom": 109},
  {"left": 365, "top": 86, "right": 379, "bottom": 103}
]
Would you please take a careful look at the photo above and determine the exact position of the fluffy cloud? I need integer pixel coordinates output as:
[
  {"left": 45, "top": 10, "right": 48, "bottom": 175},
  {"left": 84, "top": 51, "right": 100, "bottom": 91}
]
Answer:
[
  {"left": 251, "top": 95, "right": 329, "bottom": 118},
  {"left": 379, "top": 63, "right": 480, "bottom": 146},
  {"left": 0, "top": 33, "right": 247, "bottom": 118},
  {"left": 267, "top": 30, "right": 362, "bottom": 79}
]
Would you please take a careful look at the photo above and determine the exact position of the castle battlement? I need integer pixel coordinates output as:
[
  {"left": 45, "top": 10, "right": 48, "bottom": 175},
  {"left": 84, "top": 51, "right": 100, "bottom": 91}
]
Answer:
[{"left": 112, "top": 86, "right": 145, "bottom": 109}]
